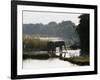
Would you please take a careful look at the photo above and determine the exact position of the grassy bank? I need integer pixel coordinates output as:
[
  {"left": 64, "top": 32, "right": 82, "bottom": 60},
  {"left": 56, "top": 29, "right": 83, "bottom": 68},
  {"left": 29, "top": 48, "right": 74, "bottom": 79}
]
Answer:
[
  {"left": 23, "top": 53, "right": 50, "bottom": 60},
  {"left": 61, "top": 54, "right": 89, "bottom": 66}
]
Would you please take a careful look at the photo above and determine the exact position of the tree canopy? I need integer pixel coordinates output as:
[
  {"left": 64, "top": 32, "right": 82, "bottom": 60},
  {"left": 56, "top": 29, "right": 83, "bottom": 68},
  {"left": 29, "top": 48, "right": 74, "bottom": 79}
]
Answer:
[{"left": 76, "top": 14, "right": 90, "bottom": 55}]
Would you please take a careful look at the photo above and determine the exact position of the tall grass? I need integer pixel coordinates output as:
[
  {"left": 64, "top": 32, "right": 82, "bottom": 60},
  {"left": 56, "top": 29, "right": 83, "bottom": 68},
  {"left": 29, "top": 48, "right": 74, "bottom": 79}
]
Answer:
[{"left": 23, "top": 35, "right": 49, "bottom": 51}]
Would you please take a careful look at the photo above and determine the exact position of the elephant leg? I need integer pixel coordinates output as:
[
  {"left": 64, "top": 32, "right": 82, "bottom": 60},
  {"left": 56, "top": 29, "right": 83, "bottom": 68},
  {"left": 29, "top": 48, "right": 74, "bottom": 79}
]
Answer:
[
  {"left": 64, "top": 52, "right": 66, "bottom": 58},
  {"left": 48, "top": 49, "right": 53, "bottom": 57},
  {"left": 48, "top": 50, "right": 51, "bottom": 57},
  {"left": 60, "top": 53, "right": 62, "bottom": 58},
  {"left": 49, "top": 49, "right": 53, "bottom": 57},
  {"left": 59, "top": 47, "right": 62, "bottom": 58}
]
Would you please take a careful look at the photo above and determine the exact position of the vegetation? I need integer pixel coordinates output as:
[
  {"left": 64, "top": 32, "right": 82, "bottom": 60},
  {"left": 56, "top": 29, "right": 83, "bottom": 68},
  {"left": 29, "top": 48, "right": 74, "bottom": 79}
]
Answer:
[
  {"left": 63, "top": 14, "right": 90, "bottom": 65},
  {"left": 76, "top": 14, "right": 90, "bottom": 55},
  {"left": 23, "top": 21, "right": 79, "bottom": 46},
  {"left": 23, "top": 35, "right": 50, "bottom": 60},
  {"left": 23, "top": 16, "right": 90, "bottom": 66},
  {"left": 23, "top": 53, "right": 50, "bottom": 60},
  {"left": 23, "top": 35, "right": 49, "bottom": 51},
  {"left": 62, "top": 54, "right": 89, "bottom": 66}
]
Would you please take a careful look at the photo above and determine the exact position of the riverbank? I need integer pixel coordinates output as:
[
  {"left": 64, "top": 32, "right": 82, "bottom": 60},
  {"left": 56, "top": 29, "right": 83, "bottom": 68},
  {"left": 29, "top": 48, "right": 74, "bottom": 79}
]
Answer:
[
  {"left": 23, "top": 51, "right": 89, "bottom": 66},
  {"left": 61, "top": 54, "right": 89, "bottom": 66},
  {"left": 23, "top": 53, "right": 50, "bottom": 60},
  {"left": 23, "top": 51, "right": 58, "bottom": 60}
]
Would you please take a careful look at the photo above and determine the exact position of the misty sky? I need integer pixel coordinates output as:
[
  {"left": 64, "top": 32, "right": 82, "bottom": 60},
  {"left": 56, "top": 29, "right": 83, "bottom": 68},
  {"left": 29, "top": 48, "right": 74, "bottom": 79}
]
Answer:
[{"left": 23, "top": 11, "right": 82, "bottom": 25}]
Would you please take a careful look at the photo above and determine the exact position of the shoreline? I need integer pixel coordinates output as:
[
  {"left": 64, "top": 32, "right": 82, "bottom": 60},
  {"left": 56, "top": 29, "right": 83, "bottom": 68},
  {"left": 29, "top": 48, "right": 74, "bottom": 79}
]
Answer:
[
  {"left": 23, "top": 51, "right": 89, "bottom": 66},
  {"left": 60, "top": 55, "right": 89, "bottom": 66}
]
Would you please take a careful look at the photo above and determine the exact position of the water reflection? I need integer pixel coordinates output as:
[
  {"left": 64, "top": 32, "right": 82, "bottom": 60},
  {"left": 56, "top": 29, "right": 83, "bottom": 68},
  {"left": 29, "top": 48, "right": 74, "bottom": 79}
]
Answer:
[
  {"left": 23, "top": 49, "right": 80, "bottom": 69},
  {"left": 23, "top": 58, "right": 77, "bottom": 69}
]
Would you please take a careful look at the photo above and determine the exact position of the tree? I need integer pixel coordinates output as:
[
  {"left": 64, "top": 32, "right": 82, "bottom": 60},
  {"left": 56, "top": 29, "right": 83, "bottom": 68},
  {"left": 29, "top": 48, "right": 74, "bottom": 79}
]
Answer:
[{"left": 76, "top": 14, "right": 89, "bottom": 55}]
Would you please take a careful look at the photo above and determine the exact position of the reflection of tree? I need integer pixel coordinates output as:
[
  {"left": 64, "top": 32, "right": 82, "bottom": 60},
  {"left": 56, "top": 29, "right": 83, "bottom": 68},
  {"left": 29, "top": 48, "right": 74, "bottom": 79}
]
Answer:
[{"left": 76, "top": 14, "right": 89, "bottom": 55}]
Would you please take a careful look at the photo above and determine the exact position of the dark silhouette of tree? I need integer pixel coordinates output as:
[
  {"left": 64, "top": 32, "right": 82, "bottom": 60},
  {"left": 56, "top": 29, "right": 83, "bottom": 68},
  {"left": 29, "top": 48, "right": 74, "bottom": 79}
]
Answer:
[{"left": 76, "top": 14, "right": 89, "bottom": 55}]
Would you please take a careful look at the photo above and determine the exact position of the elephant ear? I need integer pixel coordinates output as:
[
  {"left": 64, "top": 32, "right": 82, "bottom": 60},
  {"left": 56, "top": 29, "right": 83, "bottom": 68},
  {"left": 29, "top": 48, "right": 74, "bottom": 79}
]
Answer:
[{"left": 47, "top": 42, "right": 54, "bottom": 49}]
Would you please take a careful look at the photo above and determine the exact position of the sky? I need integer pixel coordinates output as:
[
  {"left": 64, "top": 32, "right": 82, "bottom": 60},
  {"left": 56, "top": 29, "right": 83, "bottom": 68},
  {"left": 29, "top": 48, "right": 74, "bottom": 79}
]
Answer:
[{"left": 23, "top": 11, "right": 82, "bottom": 25}]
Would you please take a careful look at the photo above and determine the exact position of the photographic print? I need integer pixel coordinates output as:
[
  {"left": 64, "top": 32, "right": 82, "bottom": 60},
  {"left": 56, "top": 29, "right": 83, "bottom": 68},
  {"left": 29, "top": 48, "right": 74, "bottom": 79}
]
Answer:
[
  {"left": 11, "top": 1, "right": 97, "bottom": 79},
  {"left": 22, "top": 11, "right": 88, "bottom": 69}
]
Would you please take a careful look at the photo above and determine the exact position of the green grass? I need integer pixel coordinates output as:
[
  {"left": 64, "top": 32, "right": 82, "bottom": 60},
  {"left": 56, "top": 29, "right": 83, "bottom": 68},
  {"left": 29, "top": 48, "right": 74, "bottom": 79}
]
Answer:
[{"left": 62, "top": 54, "right": 89, "bottom": 66}]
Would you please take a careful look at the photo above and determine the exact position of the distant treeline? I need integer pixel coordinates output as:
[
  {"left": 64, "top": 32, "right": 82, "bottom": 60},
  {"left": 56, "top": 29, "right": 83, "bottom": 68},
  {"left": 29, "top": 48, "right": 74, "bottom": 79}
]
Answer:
[{"left": 23, "top": 20, "right": 79, "bottom": 44}]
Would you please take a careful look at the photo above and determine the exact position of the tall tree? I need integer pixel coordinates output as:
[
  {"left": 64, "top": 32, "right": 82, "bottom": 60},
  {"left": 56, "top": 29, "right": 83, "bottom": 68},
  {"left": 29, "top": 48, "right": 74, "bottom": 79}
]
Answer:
[{"left": 76, "top": 14, "right": 90, "bottom": 55}]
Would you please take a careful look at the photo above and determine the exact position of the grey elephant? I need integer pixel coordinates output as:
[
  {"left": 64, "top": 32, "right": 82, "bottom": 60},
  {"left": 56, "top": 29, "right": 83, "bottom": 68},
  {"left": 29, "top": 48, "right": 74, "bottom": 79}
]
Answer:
[{"left": 47, "top": 41, "right": 66, "bottom": 57}]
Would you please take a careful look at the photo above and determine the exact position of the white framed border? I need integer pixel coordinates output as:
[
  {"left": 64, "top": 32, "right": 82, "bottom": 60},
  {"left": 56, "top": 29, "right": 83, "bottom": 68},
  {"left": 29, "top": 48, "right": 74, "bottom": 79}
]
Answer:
[{"left": 17, "top": 5, "right": 95, "bottom": 75}]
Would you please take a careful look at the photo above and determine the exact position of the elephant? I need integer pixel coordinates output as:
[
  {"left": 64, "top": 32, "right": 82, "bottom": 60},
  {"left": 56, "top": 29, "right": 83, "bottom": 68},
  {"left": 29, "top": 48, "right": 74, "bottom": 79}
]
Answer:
[{"left": 47, "top": 41, "right": 66, "bottom": 57}]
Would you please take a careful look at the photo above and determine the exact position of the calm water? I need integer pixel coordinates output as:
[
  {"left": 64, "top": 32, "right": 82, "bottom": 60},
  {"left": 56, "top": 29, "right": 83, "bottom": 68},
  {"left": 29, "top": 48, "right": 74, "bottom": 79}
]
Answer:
[
  {"left": 23, "top": 49, "right": 80, "bottom": 69},
  {"left": 23, "top": 58, "right": 78, "bottom": 69}
]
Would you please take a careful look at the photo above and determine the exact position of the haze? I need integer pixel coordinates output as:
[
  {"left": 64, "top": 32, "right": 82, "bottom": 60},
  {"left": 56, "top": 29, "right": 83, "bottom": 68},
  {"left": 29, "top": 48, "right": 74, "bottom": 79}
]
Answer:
[{"left": 23, "top": 11, "right": 82, "bottom": 25}]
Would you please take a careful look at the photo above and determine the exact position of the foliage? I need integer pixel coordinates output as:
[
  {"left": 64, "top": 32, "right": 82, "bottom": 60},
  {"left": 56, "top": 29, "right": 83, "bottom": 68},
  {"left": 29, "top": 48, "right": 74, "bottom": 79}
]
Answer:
[
  {"left": 23, "top": 35, "right": 49, "bottom": 51},
  {"left": 23, "top": 20, "right": 79, "bottom": 46},
  {"left": 64, "top": 54, "right": 89, "bottom": 66},
  {"left": 76, "top": 14, "right": 89, "bottom": 54}
]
